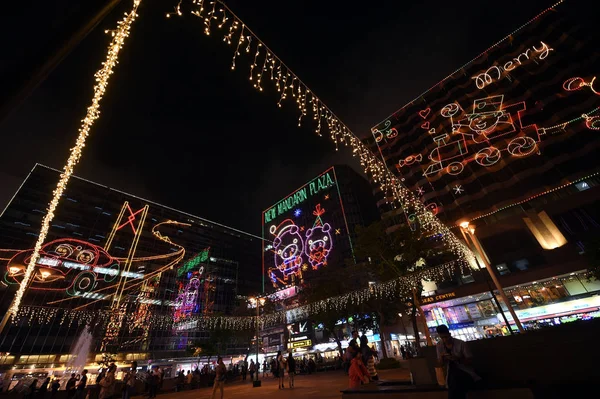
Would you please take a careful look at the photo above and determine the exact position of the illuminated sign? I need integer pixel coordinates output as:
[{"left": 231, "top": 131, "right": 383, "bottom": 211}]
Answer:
[
  {"left": 287, "top": 339, "right": 312, "bottom": 349},
  {"left": 178, "top": 247, "right": 210, "bottom": 277},
  {"left": 264, "top": 171, "right": 335, "bottom": 223},
  {"left": 421, "top": 292, "right": 456, "bottom": 305},
  {"left": 472, "top": 41, "right": 553, "bottom": 89},
  {"left": 502, "top": 295, "right": 600, "bottom": 322}
]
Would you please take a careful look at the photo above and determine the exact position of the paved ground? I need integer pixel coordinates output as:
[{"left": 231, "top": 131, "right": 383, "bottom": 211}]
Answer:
[{"left": 158, "top": 369, "right": 411, "bottom": 399}]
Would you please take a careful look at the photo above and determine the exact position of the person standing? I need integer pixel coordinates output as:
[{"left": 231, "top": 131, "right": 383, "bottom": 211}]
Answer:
[
  {"left": 276, "top": 351, "right": 285, "bottom": 389},
  {"left": 248, "top": 360, "right": 256, "bottom": 381},
  {"left": 66, "top": 374, "right": 77, "bottom": 399},
  {"left": 38, "top": 377, "right": 50, "bottom": 398},
  {"left": 122, "top": 364, "right": 136, "bottom": 399},
  {"left": 366, "top": 351, "right": 379, "bottom": 382},
  {"left": 75, "top": 370, "right": 87, "bottom": 399},
  {"left": 262, "top": 360, "right": 267, "bottom": 377},
  {"left": 400, "top": 345, "right": 407, "bottom": 360},
  {"left": 210, "top": 357, "right": 226, "bottom": 399},
  {"left": 348, "top": 352, "right": 370, "bottom": 389},
  {"left": 99, "top": 364, "right": 116, "bottom": 399},
  {"left": 241, "top": 359, "right": 248, "bottom": 381},
  {"left": 50, "top": 379, "right": 60, "bottom": 398},
  {"left": 436, "top": 325, "right": 481, "bottom": 399},
  {"left": 286, "top": 353, "right": 296, "bottom": 388}
]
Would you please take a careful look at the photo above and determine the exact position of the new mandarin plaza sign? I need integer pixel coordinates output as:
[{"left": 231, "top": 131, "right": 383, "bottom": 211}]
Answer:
[{"left": 263, "top": 170, "right": 336, "bottom": 223}]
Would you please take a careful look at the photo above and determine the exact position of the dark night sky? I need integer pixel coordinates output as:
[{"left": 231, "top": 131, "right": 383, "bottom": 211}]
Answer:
[{"left": 0, "top": 0, "right": 554, "bottom": 235}]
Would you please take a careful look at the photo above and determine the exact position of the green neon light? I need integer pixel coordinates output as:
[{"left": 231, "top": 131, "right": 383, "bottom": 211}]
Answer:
[
  {"left": 264, "top": 170, "right": 336, "bottom": 223},
  {"left": 178, "top": 247, "right": 210, "bottom": 277}
]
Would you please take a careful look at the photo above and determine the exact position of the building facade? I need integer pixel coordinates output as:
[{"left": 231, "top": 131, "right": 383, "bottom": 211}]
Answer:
[
  {"left": 0, "top": 164, "right": 261, "bottom": 371},
  {"left": 362, "top": 1, "right": 600, "bottom": 339}
]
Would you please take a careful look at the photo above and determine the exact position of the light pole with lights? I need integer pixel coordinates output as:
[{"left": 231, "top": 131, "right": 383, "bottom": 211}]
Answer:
[
  {"left": 249, "top": 296, "right": 266, "bottom": 387},
  {"left": 459, "top": 222, "right": 525, "bottom": 333}
]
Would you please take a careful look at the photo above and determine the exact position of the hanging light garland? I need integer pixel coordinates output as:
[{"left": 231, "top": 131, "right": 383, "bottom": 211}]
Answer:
[
  {"left": 175, "top": 1, "right": 475, "bottom": 266},
  {"left": 6, "top": 0, "right": 143, "bottom": 321}
]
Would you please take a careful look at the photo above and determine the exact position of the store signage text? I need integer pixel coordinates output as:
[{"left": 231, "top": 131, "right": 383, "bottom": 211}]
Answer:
[
  {"left": 421, "top": 292, "right": 456, "bottom": 305},
  {"left": 264, "top": 172, "right": 336, "bottom": 223},
  {"left": 287, "top": 339, "right": 312, "bottom": 349},
  {"left": 472, "top": 41, "right": 553, "bottom": 89}
]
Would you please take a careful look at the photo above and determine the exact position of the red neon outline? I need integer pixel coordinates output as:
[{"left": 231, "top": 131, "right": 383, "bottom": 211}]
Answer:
[{"left": 117, "top": 204, "right": 145, "bottom": 234}]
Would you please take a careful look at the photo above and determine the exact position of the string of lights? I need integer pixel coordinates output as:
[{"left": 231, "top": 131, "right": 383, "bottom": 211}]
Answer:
[
  {"left": 6, "top": 0, "right": 143, "bottom": 321},
  {"left": 176, "top": 0, "right": 475, "bottom": 266}
]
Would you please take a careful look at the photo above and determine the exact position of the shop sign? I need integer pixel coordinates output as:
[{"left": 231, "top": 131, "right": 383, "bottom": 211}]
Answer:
[
  {"left": 421, "top": 292, "right": 457, "bottom": 305},
  {"left": 390, "top": 334, "right": 398, "bottom": 341},
  {"left": 287, "top": 339, "right": 312, "bottom": 349},
  {"left": 503, "top": 295, "right": 600, "bottom": 321}
]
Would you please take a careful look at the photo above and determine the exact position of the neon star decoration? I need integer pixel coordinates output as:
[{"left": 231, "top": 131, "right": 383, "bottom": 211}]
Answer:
[
  {"left": 294, "top": 208, "right": 302, "bottom": 217},
  {"left": 324, "top": 194, "right": 330, "bottom": 200},
  {"left": 453, "top": 185, "right": 464, "bottom": 194},
  {"left": 416, "top": 187, "right": 425, "bottom": 196},
  {"left": 4, "top": 0, "right": 142, "bottom": 321}
]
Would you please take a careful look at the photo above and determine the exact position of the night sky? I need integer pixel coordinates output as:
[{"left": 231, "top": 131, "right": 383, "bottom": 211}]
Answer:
[{"left": 0, "top": 0, "right": 553, "bottom": 235}]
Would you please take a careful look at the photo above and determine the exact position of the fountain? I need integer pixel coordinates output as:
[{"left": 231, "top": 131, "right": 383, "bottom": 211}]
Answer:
[{"left": 59, "top": 325, "right": 94, "bottom": 388}]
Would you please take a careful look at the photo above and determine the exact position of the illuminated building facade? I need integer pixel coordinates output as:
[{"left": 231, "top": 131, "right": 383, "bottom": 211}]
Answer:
[
  {"left": 261, "top": 165, "right": 379, "bottom": 291},
  {"left": 0, "top": 164, "right": 261, "bottom": 366},
  {"left": 361, "top": 1, "right": 600, "bottom": 335}
]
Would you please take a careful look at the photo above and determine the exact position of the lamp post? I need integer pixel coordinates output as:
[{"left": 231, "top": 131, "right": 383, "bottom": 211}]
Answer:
[
  {"left": 249, "top": 296, "right": 265, "bottom": 387},
  {"left": 459, "top": 222, "right": 525, "bottom": 334}
]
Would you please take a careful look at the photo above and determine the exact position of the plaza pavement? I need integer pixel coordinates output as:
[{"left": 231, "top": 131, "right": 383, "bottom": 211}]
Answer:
[{"left": 156, "top": 368, "right": 411, "bottom": 399}]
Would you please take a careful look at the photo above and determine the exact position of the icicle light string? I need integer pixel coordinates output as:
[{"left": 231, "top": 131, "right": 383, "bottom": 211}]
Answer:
[
  {"left": 19, "top": 259, "right": 461, "bottom": 330},
  {"left": 6, "top": 0, "right": 142, "bottom": 320},
  {"left": 181, "top": 0, "right": 474, "bottom": 265}
]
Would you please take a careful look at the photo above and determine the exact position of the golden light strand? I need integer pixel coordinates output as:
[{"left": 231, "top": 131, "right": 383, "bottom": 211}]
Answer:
[
  {"left": 186, "top": 0, "right": 475, "bottom": 266},
  {"left": 7, "top": 0, "right": 142, "bottom": 319}
]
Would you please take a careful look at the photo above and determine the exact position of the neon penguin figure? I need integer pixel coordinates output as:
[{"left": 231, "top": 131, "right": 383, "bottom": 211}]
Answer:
[{"left": 305, "top": 204, "right": 333, "bottom": 270}]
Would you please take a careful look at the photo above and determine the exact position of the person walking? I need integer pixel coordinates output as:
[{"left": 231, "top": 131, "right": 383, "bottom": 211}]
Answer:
[
  {"left": 276, "top": 351, "right": 285, "bottom": 389},
  {"left": 210, "top": 357, "right": 226, "bottom": 399},
  {"left": 348, "top": 352, "right": 370, "bottom": 389},
  {"left": 286, "top": 353, "right": 296, "bottom": 388},
  {"left": 436, "top": 324, "right": 481, "bottom": 399},
  {"left": 262, "top": 360, "right": 267, "bottom": 377},
  {"left": 99, "top": 364, "right": 116, "bottom": 399}
]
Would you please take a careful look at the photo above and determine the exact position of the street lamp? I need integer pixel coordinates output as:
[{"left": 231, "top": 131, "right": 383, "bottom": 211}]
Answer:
[
  {"left": 459, "top": 222, "right": 525, "bottom": 334},
  {"left": 249, "top": 296, "right": 266, "bottom": 387}
]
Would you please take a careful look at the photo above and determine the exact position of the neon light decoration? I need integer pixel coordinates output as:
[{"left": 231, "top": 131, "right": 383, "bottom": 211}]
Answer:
[
  {"left": 472, "top": 41, "right": 553, "bottom": 89},
  {"left": 418, "top": 108, "right": 431, "bottom": 119},
  {"left": 305, "top": 204, "right": 333, "bottom": 270},
  {"left": 117, "top": 203, "right": 145, "bottom": 234},
  {"left": 563, "top": 76, "right": 599, "bottom": 96},
  {"left": 423, "top": 95, "right": 540, "bottom": 177},
  {"left": 270, "top": 219, "right": 305, "bottom": 286},
  {"left": 173, "top": 273, "right": 201, "bottom": 322},
  {"left": 177, "top": 247, "right": 210, "bottom": 277},
  {"left": 398, "top": 154, "right": 422, "bottom": 168}
]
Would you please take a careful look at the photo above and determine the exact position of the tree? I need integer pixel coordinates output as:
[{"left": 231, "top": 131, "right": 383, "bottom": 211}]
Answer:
[
  {"left": 300, "top": 258, "right": 367, "bottom": 356},
  {"left": 351, "top": 221, "right": 454, "bottom": 351}
]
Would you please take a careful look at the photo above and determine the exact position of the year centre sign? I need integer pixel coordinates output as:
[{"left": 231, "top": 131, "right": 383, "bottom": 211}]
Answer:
[{"left": 264, "top": 171, "right": 336, "bottom": 223}]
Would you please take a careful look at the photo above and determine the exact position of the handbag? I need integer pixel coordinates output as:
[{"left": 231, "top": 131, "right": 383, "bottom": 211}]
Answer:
[{"left": 435, "top": 366, "right": 446, "bottom": 387}]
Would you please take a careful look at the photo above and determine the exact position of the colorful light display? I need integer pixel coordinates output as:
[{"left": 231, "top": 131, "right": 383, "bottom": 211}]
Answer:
[
  {"left": 263, "top": 168, "right": 346, "bottom": 289},
  {"left": 369, "top": 0, "right": 599, "bottom": 226}
]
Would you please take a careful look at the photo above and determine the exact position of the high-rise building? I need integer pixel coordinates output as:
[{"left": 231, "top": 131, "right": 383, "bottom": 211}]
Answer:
[
  {"left": 0, "top": 164, "right": 261, "bottom": 367},
  {"left": 360, "top": 1, "right": 600, "bottom": 340}
]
